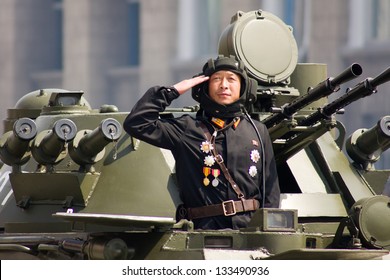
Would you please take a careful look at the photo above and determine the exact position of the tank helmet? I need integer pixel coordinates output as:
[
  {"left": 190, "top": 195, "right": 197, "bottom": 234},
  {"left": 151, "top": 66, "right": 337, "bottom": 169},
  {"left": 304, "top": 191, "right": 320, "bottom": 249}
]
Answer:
[{"left": 192, "top": 55, "right": 257, "bottom": 117}]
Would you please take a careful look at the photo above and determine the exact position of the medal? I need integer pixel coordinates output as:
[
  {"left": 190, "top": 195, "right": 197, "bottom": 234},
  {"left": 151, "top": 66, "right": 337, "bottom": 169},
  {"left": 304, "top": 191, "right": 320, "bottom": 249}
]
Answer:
[
  {"left": 203, "top": 167, "right": 211, "bottom": 186},
  {"left": 250, "top": 149, "right": 260, "bottom": 163},
  {"left": 249, "top": 165, "right": 258, "bottom": 177},
  {"left": 204, "top": 155, "right": 215, "bottom": 167},
  {"left": 211, "top": 169, "right": 220, "bottom": 187},
  {"left": 200, "top": 141, "right": 213, "bottom": 154}
]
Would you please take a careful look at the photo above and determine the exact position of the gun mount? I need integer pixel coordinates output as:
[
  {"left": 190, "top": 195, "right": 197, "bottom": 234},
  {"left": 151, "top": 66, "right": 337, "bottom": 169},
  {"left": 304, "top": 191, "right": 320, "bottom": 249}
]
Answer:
[{"left": 0, "top": 9, "right": 389, "bottom": 260}]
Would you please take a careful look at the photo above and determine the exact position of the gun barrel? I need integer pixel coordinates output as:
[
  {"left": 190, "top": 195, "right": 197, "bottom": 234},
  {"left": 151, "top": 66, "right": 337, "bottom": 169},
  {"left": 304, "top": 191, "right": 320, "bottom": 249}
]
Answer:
[
  {"left": 300, "top": 66, "right": 390, "bottom": 127},
  {"left": 323, "top": 66, "right": 390, "bottom": 116},
  {"left": 346, "top": 116, "right": 390, "bottom": 165},
  {"left": 31, "top": 119, "right": 77, "bottom": 165},
  {"left": 0, "top": 118, "right": 37, "bottom": 165},
  {"left": 263, "top": 63, "right": 362, "bottom": 128},
  {"left": 79, "top": 118, "right": 121, "bottom": 157},
  {"left": 69, "top": 118, "right": 122, "bottom": 165},
  {"left": 329, "top": 63, "right": 363, "bottom": 87},
  {"left": 42, "top": 119, "right": 77, "bottom": 156},
  {"left": 370, "top": 66, "right": 390, "bottom": 88},
  {"left": 61, "top": 238, "right": 129, "bottom": 260}
]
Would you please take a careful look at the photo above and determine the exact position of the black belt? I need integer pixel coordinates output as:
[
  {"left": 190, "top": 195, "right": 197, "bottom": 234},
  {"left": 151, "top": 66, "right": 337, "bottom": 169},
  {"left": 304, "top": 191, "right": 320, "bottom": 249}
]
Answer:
[{"left": 187, "top": 199, "right": 260, "bottom": 220}]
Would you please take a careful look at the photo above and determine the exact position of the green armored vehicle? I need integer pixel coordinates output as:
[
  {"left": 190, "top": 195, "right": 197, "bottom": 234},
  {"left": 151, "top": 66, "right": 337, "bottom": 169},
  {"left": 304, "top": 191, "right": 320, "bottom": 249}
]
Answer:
[{"left": 0, "top": 10, "right": 390, "bottom": 260}]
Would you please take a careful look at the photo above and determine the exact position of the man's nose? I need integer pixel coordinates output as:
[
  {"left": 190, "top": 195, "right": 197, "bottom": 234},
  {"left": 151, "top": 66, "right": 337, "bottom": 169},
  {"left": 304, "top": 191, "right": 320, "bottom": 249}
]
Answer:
[{"left": 220, "top": 78, "right": 228, "bottom": 88}]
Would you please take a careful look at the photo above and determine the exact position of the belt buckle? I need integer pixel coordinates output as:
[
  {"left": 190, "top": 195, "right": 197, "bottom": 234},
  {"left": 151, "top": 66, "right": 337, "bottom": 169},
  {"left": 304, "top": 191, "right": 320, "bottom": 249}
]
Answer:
[
  {"left": 215, "top": 154, "right": 224, "bottom": 164},
  {"left": 222, "top": 200, "right": 236, "bottom": 216}
]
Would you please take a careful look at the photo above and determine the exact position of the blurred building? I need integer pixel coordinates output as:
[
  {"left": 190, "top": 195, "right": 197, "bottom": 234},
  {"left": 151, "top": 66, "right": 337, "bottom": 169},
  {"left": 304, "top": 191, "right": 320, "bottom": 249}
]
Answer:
[{"left": 0, "top": 0, "right": 389, "bottom": 166}]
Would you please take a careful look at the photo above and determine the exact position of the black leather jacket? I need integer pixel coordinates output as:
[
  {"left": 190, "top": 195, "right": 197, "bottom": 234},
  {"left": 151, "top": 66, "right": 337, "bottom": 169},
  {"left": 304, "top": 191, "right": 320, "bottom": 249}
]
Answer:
[{"left": 124, "top": 86, "right": 280, "bottom": 229}]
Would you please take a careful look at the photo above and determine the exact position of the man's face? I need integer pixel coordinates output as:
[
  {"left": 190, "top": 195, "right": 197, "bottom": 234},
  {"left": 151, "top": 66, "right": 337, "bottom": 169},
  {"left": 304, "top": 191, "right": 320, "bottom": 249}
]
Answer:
[{"left": 208, "top": 70, "right": 241, "bottom": 105}]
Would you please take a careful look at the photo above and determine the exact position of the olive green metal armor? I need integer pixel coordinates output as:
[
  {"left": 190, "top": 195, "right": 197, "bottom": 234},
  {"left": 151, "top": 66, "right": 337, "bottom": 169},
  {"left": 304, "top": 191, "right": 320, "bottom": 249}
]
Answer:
[{"left": 0, "top": 10, "right": 390, "bottom": 260}]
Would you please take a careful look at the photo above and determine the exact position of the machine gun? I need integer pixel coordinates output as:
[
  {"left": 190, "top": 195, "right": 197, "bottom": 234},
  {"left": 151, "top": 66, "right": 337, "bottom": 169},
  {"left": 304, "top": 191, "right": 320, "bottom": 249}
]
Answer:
[
  {"left": 263, "top": 63, "right": 362, "bottom": 129},
  {"left": 273, "top": 66, "right": 390, "bottom": 163},
  {"left": 299, "top": 66, "right": 390, "bottom": 127}
]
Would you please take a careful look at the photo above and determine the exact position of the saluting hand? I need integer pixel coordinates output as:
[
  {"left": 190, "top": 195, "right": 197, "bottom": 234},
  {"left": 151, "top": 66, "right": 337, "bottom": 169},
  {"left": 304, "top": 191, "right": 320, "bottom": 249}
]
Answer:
[{"left": 173, "top": 75, "right": 209, "bottom": 95}]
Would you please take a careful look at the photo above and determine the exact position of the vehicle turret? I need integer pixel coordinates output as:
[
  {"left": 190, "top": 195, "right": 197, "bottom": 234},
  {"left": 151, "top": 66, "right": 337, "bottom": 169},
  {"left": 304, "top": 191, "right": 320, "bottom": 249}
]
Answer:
[{"left": 2, "top": 89, "right": 91, "bottom": 133}]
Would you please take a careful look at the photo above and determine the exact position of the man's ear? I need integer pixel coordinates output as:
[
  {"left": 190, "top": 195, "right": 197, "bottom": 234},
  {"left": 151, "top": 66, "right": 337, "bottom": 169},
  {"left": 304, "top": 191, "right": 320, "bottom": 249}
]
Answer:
[{"left": 244, "top": 77, "right": 258, "bottom": 109}]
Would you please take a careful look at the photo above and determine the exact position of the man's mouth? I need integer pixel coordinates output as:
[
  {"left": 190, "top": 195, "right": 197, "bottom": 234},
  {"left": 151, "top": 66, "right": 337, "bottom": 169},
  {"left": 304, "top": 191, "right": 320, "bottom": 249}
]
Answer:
[{"left": 219, "top": 92, "right": 230, "bottom": 97}]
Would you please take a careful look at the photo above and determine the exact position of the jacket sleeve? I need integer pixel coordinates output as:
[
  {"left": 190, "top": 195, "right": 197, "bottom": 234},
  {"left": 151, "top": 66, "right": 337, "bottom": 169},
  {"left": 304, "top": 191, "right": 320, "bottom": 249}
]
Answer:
[{"left": 123, "top": 86, "right": 183, "bottom": 150}]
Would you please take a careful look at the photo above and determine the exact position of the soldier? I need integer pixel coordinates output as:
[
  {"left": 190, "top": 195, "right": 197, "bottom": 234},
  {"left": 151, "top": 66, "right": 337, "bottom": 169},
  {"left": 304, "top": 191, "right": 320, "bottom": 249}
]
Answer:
[{"left": 124, "top": 55, "right": 280, "bottom": 230}]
